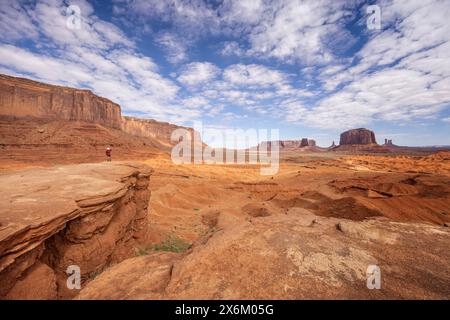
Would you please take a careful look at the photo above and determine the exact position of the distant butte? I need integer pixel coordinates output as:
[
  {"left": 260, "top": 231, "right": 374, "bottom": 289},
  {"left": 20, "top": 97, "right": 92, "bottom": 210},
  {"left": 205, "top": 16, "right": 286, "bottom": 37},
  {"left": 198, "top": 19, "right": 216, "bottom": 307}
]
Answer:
[{"left": 339, "top": 128, "right": 377, "bottom": 145}]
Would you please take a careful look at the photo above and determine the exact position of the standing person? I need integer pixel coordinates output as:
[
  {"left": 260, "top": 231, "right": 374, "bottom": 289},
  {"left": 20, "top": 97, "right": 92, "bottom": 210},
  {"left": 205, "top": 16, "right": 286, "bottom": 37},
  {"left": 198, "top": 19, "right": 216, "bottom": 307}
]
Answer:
[{"left": 106, "top": 146, "right": 112, "bottom": 162}]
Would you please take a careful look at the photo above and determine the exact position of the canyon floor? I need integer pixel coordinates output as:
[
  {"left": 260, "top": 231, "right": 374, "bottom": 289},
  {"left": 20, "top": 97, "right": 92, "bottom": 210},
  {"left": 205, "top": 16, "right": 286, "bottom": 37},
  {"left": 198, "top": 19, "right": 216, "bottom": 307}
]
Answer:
[{"left": 0, "top": 149, "right": 449, "bottom": 299}]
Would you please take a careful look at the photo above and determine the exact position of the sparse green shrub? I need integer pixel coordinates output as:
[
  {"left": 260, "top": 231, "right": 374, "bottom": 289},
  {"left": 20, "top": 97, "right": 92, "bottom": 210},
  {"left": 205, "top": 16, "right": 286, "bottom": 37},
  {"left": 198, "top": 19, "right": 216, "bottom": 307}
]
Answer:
[
  {"left": 135, "top": 236, "right": 192, "bottom": 256},
  {"left": 153, "top": 236, "right": 192, "bottom": 253}
]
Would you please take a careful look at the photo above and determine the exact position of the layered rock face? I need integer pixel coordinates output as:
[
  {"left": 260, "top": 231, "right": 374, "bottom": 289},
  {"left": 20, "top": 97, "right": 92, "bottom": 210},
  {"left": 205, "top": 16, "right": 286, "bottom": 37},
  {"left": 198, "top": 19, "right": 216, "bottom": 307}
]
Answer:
[
  {"left": 0, "top": 74, "right": 122, "bottom": 129},
  {"left": 339, "top": 128, "right": 377, "bottom": 145},
  {"left": 121, "top": 116, "right": 192, "bottom": 148},
  {"left": 0, "top": 162, "right": 152, "bottom": 299},
  {"left": 0, "top": 74, "right": 197, "bottom": 155}
]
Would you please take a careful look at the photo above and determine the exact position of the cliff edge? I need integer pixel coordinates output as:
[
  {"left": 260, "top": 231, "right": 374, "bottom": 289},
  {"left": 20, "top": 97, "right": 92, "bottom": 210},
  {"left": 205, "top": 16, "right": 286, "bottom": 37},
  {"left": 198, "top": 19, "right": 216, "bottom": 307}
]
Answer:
[{"left": 0, "top": 162, "right": 153, "bottom": 299}]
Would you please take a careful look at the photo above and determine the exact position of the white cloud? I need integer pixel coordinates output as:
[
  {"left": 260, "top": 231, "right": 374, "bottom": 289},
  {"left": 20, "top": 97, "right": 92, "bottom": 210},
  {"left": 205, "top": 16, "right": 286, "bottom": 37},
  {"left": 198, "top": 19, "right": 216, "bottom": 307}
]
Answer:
[
  {"left": 30, "top": 0, "right": 132, "bottom": 49},
  {"left": 285, "top": 0, "right": 450, "bottom": 130},
  {"left": 223, "top": 64, "right": 287, "bottom": 88},
  {"left": 115, "top": 0, "right": 353, "bottom": 65},
  {"left": 0, "top": 44, "right": 94, "bottom": 86},
  {"left": 286, "top": 67, "right": 450, "bottom": 130},
  {"left": 220, "top": 41, "right": 245, "bottom": 56},
  {"left": 219, "top": 0, "right": 265, "bottom": 26},
  {"left": 244, "top": 0, "right": 351, "bottom": 64},
  {"left": 155, "top": 32, "right": 189, "bottom": 64},
  {"left": 116, "top": 0, "right": 220, "bottom": 37},
  {"left": 0, "top": 0, "right": 39, "bottom": 41},
  {"left": 177, "top": 62, "right": 221, "bottom": 86}
]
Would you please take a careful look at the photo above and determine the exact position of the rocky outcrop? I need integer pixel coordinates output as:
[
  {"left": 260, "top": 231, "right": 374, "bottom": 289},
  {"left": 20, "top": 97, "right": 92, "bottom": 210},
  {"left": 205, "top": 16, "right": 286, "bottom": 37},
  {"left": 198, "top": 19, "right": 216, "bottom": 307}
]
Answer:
[
  {"left": 279, "top": 140, "right": 297, "bottom": 148},
  {"left": 0, "top": 162, "right": 152, "bottom": 299},
  {"left": 0, "top": 74, "right": 122, "bottom": 129},
  {"left": 77, "top": 212, "right": 450, "bottom": 299},
  {"left": 121, "top": 116, "right": 193, "bottom": 148},
  {"left": 339, "top": 128, "right": 377, "bottom": 145},
  {"left": 300, "top": 138, "right": 309, "bottom": 147},
  {"left": 267, "top": 139, "right": 318, "bottom": 150},
  {"left": 300, "top": 138, "right": 316, "bottom": 147}
]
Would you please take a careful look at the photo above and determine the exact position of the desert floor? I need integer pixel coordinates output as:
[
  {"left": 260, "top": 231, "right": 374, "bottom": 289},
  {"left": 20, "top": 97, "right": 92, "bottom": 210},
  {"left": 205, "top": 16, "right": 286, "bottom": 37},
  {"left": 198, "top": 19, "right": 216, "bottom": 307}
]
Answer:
[
  {"left": 1, "top": 151, "right": 449, "bottom": 299},
  {"left": 145, "top": 151, "right": 450, "bottom": 245}
]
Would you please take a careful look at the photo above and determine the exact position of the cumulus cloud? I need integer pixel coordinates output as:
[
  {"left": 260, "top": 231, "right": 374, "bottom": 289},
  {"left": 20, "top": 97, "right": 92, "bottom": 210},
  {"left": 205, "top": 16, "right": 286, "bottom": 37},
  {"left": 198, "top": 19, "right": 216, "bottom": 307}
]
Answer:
[
  {"left": 113, "top": 0, "right": 220, "bottom": 37},
  {"left": 177, "top": 62, "right": 221, "bottom": 87},
  {"left": 223, "top": 64, "right": 288, "bottom": 88},
  {"left": 244, "top": 0, "right": 352, "bottom": 65},
  {"left": 0, "top": 0, "right": 39, "bottom": 41},
  {"left": 155, "top": 32, "right": 189, "bottom": 64},
  {"left": 220, "top": 41, "right": 245, "bottom": 56}
]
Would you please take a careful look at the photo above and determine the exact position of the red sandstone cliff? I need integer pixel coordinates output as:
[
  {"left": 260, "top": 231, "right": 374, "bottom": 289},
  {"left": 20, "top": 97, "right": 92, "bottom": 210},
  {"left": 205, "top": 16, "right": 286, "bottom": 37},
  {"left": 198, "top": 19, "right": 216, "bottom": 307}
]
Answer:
[
  {"left": 0, "top": 74, "right": 122, "bottom": 129},
  {"left": 0, "top": 74, "right": 193, "bottom": 149}
]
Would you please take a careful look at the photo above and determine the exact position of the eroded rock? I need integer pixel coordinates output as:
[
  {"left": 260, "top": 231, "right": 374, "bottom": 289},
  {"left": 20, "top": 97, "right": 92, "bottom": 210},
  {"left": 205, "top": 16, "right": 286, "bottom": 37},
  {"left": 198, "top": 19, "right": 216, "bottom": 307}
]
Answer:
[
  {"left": 77, "top": 214, "right": 450, "bottom": 299},
  {"left": 0, "top": 162, "right": 153, "bottom": 299}
]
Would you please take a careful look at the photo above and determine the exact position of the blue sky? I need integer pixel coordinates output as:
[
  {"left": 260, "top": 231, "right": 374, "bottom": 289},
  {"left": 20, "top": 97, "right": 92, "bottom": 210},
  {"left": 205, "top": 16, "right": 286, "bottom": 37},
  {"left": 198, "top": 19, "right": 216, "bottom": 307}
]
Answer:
[{"left": 0, "top": 0, "right": 449, "bottom": 146}]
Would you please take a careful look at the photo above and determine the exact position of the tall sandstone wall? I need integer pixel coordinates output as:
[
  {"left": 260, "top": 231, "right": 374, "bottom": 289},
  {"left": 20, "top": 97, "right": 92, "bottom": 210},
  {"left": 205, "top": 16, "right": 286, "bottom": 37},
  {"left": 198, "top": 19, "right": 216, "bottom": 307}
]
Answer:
[{"left": 0, "top": 74, "right": 122, "bottom": 129}]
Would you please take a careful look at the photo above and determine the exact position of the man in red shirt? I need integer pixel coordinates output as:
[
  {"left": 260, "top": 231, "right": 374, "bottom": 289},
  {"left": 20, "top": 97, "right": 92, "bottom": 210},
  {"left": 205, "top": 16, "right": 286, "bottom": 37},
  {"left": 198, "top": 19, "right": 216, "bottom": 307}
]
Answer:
[{"left": 106, "top": 147, "right": 112, "bottom": 162}]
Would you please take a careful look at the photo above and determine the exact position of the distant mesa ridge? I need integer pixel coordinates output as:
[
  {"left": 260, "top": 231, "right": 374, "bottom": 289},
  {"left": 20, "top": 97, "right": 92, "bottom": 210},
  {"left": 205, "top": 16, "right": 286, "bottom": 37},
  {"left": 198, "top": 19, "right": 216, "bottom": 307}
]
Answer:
[
  {"left": 0, "top": 73, "right": 188, "bottom": 146},
  {"left": 274, "top": 138, "right": 318, "bottom": 149}
]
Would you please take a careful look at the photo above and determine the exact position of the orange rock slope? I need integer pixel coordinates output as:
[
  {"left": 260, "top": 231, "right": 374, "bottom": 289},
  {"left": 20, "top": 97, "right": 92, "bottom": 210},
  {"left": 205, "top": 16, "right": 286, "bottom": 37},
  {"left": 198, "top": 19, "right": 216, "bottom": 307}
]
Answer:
[{"left": 0, "top": 162, "right": 152, "bottom": 299}]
